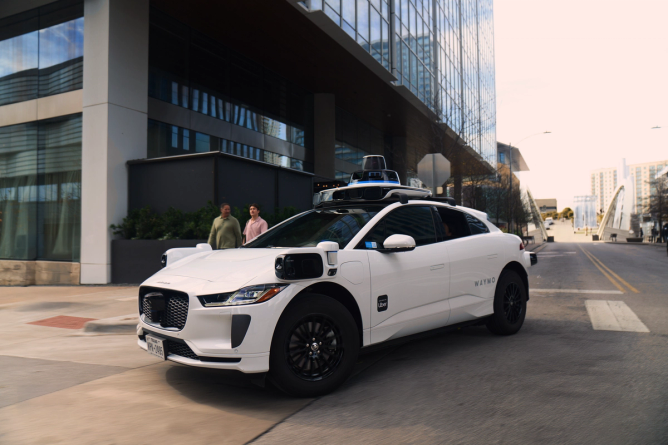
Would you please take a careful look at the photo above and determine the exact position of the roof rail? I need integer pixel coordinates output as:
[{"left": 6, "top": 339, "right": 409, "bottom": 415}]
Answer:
[{"left": 423, "top": 197, "right": 456, "bottom": 206}]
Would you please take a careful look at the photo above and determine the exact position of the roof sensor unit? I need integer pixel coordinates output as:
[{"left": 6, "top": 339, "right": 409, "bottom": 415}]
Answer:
[
  {"left": 350, "top": 155, "right": 400, "bottom": 185},
  {"left": 362, "top": 155, "right": 387, "bottom": 170}
]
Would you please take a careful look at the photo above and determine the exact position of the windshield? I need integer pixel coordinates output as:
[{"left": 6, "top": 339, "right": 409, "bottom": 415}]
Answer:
[{"left": 244, "top": 206, "right": 382, "bottom": 249}]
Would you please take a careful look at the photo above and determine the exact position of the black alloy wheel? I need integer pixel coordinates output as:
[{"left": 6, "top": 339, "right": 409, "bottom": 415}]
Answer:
[
  {"left": 270, "top": 294, "right": 359, "bottom": 397},
  {"left": 285, "top": 315, "right": 344, "bottom": 381},
  {"left": 503, "top": 282, "right": 524, "bottom": 324},
  {"left": 487, "top": 270, "right": 527, "bottom": 336}
]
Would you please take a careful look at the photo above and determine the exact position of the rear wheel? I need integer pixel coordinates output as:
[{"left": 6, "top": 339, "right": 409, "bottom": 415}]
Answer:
[
  {"left": 486, "top": 270, "right": 527, "bottom": 335},
  {"left": 269, "top": 294, "right": 359, "bottom": 397}
]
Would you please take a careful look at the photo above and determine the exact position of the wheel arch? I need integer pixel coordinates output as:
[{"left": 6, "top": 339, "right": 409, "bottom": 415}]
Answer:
[
  {"left": 500, "top": 261, "right": 530, "bottom": 301},
  {"left": 287, "top": 282, "right": 364, "bottom": 345}
]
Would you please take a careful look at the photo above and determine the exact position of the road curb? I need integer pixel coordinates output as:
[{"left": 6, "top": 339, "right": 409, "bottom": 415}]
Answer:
[
  {"left": 603, "top": 242, "right": 666, "bottom": 248},
  {"left": 532, "top": 243, "right": 549, "bottom": 253},
  {"left": 83, "top": 314, "right": 138, "bottom": 334}
]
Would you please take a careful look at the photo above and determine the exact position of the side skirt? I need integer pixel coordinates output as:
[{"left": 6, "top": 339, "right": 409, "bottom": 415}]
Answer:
[{"left": 359, "top": 316, "right": 491, "bottom": 356}]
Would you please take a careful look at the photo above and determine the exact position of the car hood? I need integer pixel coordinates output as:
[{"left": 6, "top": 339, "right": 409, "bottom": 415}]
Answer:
[{"left": 155, "top": 248, "right": 278, "bottom": 288}]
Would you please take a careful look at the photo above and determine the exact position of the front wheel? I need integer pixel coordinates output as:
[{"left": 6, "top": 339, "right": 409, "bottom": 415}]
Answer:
[
  {"left": 269, "top": 294, "right": 359, "bottom": 397},
  {"left": 486, "top": 270, "right": 527, "bottom": 335}
]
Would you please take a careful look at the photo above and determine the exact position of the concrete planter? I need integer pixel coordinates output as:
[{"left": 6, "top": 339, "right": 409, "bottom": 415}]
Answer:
[{"left": 111, "top": 239, "right": 207, "bottom": 284}]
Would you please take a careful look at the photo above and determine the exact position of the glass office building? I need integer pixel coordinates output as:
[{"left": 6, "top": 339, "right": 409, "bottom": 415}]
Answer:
[
  {"left": 0, "top": 0, "right": 83, "bottom": 265},
  {"left": 0, "top": 0, "right": 497, "bottom": 284},
  {"left": 301, "top": 0, "right": 497, "bottom": 165}
]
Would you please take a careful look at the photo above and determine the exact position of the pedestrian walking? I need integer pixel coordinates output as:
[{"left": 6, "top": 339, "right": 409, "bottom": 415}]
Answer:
[
  {"left": 208, "top": 203, "right": 242, "bottom": 249},
  {"left": 243, "top": 203, "right": 268, "bottom": 244},
  {"left": 640, "top": 227, "right": 644, "bottom": 241},
  {"left": 662, "top": 223, "right": 668, "bottom": 256},
  {"left": 651, "top": 227, "right": 658, "bottom": 243}
]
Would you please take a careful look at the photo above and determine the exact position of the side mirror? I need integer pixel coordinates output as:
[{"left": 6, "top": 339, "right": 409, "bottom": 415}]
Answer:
[{"left": 379, "top": 234, "right": 416, "bottom": 253}]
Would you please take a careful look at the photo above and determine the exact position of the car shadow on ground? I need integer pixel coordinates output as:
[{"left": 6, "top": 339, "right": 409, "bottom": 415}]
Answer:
[{"left": 163, "top": 364, "right": 312, "bottom": 422}]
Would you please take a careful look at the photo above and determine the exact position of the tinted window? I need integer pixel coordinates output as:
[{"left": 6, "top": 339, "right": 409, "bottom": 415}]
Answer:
[
  {"left": 358, "top": 206, "right": 436, "bottom": 249},
  {"left": 466, "top": 214, "right": 490, "bottom": 234},
  {"left": 434, "top": 207, "right": 470, "bottom": 241}
]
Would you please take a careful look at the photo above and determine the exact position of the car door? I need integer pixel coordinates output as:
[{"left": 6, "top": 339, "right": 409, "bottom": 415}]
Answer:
[
  {"left": 435, "top": 207, "right": 501, "bottom": 324},
  {"left": 357, "top": 205, "right": 451, "bottom": 344}
]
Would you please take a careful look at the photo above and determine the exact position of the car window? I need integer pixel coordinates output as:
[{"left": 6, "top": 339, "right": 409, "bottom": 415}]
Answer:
[
  {"left": 244, "top": 206, "right": 381, "bottom": 249},
  {"left": 357, "top": 205, "right": 437, "bottom": 249},
  {"left": 433, "top": 207, "right": 471, "bottom": 241},
  {"left": 465, "top": 213, "right": 490, "bottom": 234}
]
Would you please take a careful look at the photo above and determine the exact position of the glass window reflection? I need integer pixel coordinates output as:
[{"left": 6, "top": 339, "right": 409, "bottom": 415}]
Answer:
[{"left": 0, "top": 2, "right": 84, "bottom": 106}]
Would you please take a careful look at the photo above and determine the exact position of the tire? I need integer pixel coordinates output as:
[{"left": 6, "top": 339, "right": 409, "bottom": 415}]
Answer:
[
  {"left": 269, "top": 294, "right": 359, "bottom": 397},
  {"left": 486, "top": 270, "right": 527, "bottom": 336}
]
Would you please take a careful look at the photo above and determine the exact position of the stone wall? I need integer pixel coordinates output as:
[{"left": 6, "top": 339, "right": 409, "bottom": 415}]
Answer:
[{"left": 0, "top": 261, "right": 80, "bottom": 286}]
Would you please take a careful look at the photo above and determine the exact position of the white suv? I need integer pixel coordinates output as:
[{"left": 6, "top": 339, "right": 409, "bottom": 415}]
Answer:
[{"left": 137, "top": 186, "right": 536, "bottom": 397}]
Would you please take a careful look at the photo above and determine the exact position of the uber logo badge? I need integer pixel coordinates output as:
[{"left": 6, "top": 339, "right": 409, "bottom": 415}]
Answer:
[{"left": 377, "top": 295, "right": 388, "bottom": 312}]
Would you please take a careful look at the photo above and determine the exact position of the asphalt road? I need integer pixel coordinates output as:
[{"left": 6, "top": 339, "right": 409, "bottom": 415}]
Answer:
[
  {"left": 1, "top": 237, "right": 667, "bottom": 444},
  {"left": 252, "top": 240, "right": 668, "bottom": 445}
]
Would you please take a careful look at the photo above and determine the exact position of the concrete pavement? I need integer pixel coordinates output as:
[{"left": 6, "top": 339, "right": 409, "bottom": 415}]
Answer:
[{"left": 0, "top": 286, "right": 311, "bottom": 444}]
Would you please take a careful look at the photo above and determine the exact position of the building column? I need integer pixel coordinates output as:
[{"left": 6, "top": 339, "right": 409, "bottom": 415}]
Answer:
[
  {"left": 313, "top": 94, "right": 336, "bottom": 179},
  {"left": 80, "top": 0, "right": 149, "bottom": 284},
  {"left": 390, "top": 136, "right": 408, "bottom": 185}
]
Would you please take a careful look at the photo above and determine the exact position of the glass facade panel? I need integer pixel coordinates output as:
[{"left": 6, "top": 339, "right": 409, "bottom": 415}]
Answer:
[
  {"left": 0, "top": 114, "right": 82, "bottom": 261},
  {"left": 303, "top": 0, "right": 496, "bottom": 165},
  {"left": 148, "top": 119, "right": 313, "bottom": 173},
  {"left": 0, "top": 0, "right": 84, "bottom": 106},
  {"left": 148, "top": 8, "right": 312, "bottom": 160}
]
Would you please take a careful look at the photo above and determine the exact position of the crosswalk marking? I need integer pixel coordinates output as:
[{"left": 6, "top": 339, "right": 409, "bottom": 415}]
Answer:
[
  {"left": 533, "top": 289, "right": 623, "bottom": 294},
  {"left": 585, "top": 300, "right": 650, "bottom": 332}
]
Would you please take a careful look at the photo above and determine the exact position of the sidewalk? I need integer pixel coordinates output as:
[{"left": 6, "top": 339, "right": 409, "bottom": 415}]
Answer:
[{"left": 0, "top": 285, "right": 309, "bottom": 444}]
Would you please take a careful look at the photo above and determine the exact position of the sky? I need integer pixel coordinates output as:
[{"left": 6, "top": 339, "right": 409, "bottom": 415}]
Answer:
[{"left": 493, "top": 0, "right": 668, "bottom": 210}]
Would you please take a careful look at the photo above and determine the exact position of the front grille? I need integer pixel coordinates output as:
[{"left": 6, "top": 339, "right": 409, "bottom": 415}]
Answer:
[
  {"left": 166, "top": 340, "right": 199, "bottom": 359},
  {"left": 139, "top": 287, "right": 189, "bottom": 330},
  {"left": 163, "top": 295, "right": 189, "bottom": 329}
]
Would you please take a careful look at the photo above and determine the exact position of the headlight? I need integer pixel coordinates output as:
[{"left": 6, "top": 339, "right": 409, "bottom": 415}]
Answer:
[{"left": 197, "top": 284, "right": 288, "bottom": 307}]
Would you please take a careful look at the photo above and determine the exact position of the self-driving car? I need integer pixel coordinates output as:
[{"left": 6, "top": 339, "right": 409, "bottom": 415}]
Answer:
[{"left": 137, "top": 158, "right": 537, "bottom": 397}]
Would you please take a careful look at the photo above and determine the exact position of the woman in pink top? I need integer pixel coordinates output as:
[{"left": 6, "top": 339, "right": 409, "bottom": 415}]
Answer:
[{"left": 243, "top": 203, "right": 268, "bottom": 244}]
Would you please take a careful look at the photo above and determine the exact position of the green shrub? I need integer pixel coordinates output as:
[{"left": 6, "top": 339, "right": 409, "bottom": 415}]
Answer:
[{"left": 110, "top": 201, "right": 300, "bottom": 240}]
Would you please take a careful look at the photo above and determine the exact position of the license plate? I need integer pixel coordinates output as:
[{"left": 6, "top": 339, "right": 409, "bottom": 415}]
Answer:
[{"left": 146, "top": 334, "right": 166, "bottom": 360}]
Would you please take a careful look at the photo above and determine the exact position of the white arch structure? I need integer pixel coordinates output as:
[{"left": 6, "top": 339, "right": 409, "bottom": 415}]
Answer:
[
  {"left": 596, "top": 182, "right": 633, "bottom": 238},
  {"left": 526, "top": 188, "right": 548, "bottom": 241}
]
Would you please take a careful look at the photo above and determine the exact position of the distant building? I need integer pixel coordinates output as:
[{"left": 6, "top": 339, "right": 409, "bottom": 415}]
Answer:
[
  {"left": 591, "top": 159, "right": 668, "bottom": 213},
  {"left": 535, "top": 199, "right": 557, "bottom": 213}
]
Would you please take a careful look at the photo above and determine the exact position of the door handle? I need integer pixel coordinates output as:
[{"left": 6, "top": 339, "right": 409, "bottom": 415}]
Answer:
[
  {"left": 430, "top": 264, "right": 444, "bottom": 270},
  {"left": 487, "top": 254, "right": 498, "bottom": 259}
]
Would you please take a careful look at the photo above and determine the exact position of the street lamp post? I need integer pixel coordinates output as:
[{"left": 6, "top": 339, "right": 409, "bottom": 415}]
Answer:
[{"left": 508, "top": 131, "right": 551, "bottom": 234}]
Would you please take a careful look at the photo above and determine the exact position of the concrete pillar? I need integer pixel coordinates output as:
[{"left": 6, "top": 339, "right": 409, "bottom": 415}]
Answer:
[
  {"left": 80, "top": 0, "right": 149, "bottom": 284},
  {"left": 390, "top": 136, "right": 408, "bottom": 185},
  {"left": 313, "top": 94, "right": 336, "bottom": 179},
  {"left": 453, "top": 168, "right": 462, "bottom": 205}
]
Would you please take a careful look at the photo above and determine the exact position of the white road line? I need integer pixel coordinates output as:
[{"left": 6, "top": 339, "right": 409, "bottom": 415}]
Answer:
[
  {"left": 532, "top": 289, "right": 623, "bottom": 294},
  {"left": 115, "top": 296, "right": 137, "bottom": 301},
  {"left": 585, "top": 300, "right": 650, "bottom": 332}
]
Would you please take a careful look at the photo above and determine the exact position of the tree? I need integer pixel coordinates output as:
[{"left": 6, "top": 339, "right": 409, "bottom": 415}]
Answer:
[
  {"left": 559, "top": 207, "right": 573, "bottom": 219},
  {"left": 644, "top": 176, "right": 668, "bottom": 242}
]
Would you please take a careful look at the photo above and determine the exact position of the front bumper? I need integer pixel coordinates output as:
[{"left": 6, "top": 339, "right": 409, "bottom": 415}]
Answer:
[
  {"left": 136, "top": 283, "right": 305, "bottom": 373},
  {"left": 137, "top": 327, "right": 269, "bottom": 372}
]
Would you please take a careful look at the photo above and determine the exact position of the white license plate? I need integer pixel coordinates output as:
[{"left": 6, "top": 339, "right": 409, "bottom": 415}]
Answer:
[{"left": 146, "top": 334, "right": 166, "bottom": 360}]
